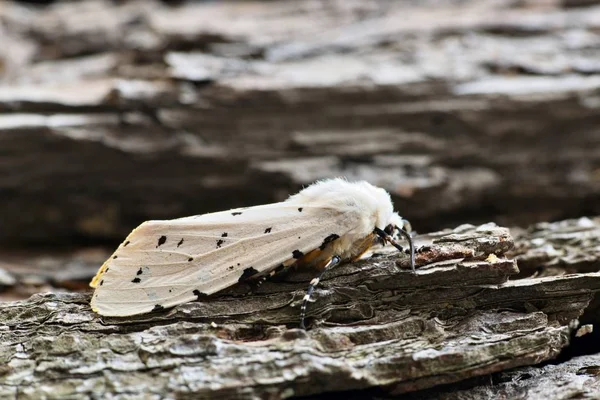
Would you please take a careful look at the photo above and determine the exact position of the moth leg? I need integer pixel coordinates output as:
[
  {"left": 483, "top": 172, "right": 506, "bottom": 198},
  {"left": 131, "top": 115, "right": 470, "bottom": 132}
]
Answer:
[
  {"left": 374, "top": 227, "right": 415, "bottom": 272},
  {"left": 250, "top": 275, "right": 268, "bottom": 289},
  {"left": 299, "top": 255, "right": 341, "bottom": 330},
  {"left": 239, "top": 274, "right": 272, "bottom": 296}
]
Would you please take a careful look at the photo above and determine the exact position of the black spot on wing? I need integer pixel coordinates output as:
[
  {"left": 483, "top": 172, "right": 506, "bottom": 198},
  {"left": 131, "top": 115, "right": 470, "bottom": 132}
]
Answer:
[
  {"left": 137, "top": 268, "right": 143, "bottom": 275},
  {"left": 193, "top": 289, "right": 209, "bottom": 300},
  {"left": 157, "top": 236, "right": 167, "bottom": 248},
  {"left": 292, "top": 250, "right": 304, "bottom": 259},
  {"left": 228, "top": 265, "right": 234, "bottom": 271},
  {"left": 123, "top": 241, "right": 130, "bottom": 247},
  {"left": 216, "top": 239, "right": 224, "bottom": 248},
  {"left": 298, "top": 207, "right": 303, "bottom": 212},
  {"left": 132, "top": 277, "right": 141, "bottom": 283},
  {"left": 264, "top": 227, "right": 272, "bottom": 234},
  {"left": 238, "top": 267, "right": 259, "bottom": 282},
  {"left": 232, "top": 212, "right": 242, "bottom": 216},
  {"left": 152, "top": 304, "right": 164, "bottom": 312},
  {"left": 221, "top": 232, "right": 228, "bottom": 237},
  {"left": 105, "top": 267, "right": 110, "bottom": 272},
  {"left": 100, "top": 280, "right": 104, "bottom": 286},
  {"left": 177, "top": 238, "right": 184, "bottom": 247},
  {"left": 320, "top": 234, "right": 340, "bottom": 250},
  {"left": 188, "top": 257, "right": 194, "bottom": 262},
  {"left": 112, "top": 255, "right": 118, "bottom": 259}
]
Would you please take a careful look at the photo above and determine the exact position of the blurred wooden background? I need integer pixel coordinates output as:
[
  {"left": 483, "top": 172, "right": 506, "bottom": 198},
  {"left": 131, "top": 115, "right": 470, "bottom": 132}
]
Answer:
[{"left": 2, "top": 0, "right": 600, "bottom": 249}]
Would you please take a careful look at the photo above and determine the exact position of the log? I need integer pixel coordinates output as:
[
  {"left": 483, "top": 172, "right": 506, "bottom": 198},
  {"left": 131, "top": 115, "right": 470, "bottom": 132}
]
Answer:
[
  {"left": 3, "top": 0, "right": 600, "bottom": 397},
  {"left": 2, "top": 0, "right": 600, "bottom": 245},
  {"left": 2, "top": 222, "right": 600, "bottom": 398}
]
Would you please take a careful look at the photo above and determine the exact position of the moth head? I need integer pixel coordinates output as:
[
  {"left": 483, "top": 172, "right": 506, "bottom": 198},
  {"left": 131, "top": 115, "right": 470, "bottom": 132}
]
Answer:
[
  {"left": 376, "top": 212, "right": 415, "bottom": 272},
  {"left": 385, "top": 212, "right": 412, "bottom": 239}
]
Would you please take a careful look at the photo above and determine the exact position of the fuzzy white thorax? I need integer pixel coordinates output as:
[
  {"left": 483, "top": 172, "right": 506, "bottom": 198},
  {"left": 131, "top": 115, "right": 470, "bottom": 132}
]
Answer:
[{"left": 286, "top": 178, "right": 397, "bottom": 257}]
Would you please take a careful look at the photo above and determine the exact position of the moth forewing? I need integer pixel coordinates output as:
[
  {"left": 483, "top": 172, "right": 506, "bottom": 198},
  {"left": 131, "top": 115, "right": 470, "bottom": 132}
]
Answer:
[
  {"left": 90, "top": 203, "right": 361, "bottom": 317},
  {"left": 90, "top": 178, "right": 414, "bottom": 326}
]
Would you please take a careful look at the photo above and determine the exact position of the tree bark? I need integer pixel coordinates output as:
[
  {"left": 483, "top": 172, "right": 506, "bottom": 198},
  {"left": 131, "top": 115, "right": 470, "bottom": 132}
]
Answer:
[
  {"left": 3, "top": 0, "right": 600, "bottom": 398},
  {"left": 2, "top": 221, "right": 600, "bottom": 398}
]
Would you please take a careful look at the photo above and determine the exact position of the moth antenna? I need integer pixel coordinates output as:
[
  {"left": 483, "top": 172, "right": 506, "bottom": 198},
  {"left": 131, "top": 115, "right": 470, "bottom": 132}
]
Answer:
[
  {"left": 374, "top": 227, "right": 415, "bottom": 273},
  {"left": 299, "top": 255, "right": 341, "bottom": 330}
]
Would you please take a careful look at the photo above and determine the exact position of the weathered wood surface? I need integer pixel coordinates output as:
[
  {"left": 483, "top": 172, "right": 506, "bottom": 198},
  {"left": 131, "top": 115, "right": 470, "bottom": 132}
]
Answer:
[
  {"left": 403, "top": 353, "right": 600, "bottom": 399},
  {"left": 2, "top": 0, "right": 600, "bottom": 245},
  {"left": 398, "top": 216, "right": 600, "bottom": 399},
  {"left": 509, "top": 216, "right": 600, "bottom": 326},
  {"left": 2, "top": 222, "right": 600, "bottom": 399},
  {"left": 3, "top": 0, "right": 600, "bottom": 398}
]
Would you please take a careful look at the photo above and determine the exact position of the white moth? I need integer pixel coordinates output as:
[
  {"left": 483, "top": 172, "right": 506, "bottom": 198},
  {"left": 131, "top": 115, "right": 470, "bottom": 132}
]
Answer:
[{"left": 90, "top": 178, "right": 415, "bottom": 328}]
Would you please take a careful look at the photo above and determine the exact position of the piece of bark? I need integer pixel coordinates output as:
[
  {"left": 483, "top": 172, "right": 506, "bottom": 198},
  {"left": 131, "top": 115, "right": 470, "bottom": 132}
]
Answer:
[
  {"left": 405, "top": 348, "right": 600, "bottom": 400},
  {"left": 396, "top": 217, "right": 600, "bottom": 399},
  {"left": 508, "top": 216, "right": 600, "bottom": 331},
  {"left": 2, "top": 0, "right": 600, "bottom": 245},
  {"left": 1, "top": 223, "right": 599, "bottom": 399},
  {"left": 509, "top": 216, "right": 600, "bottom": 277}
]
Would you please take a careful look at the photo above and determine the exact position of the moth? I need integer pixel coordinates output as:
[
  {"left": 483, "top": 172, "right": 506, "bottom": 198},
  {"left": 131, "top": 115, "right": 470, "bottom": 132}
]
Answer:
[{"left": 90, "top": 178, "right": 415, "bottom": 328}]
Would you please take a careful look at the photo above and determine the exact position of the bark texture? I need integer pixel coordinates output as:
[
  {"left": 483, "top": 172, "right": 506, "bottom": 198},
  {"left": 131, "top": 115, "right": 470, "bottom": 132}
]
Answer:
[
  {"left": 2, "top": 222, "right": 600, "bottom": 399},
  {"left": 3, "top": 0, "right": 600, "bottom": 398},
  {"left": 2, "top": 0, "right": 600, "bottom": 245},
  {"left": 406, "top": 353, "right": 600, "bottom": 400}
]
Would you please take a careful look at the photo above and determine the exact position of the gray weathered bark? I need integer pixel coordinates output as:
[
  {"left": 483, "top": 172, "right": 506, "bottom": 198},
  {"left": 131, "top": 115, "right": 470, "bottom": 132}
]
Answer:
[
  {"left": 2, "top": 222, "right": 600, "bottom": 398},
  {"left": 407, "top": 353, "right": 600, "bottom": 400}
]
